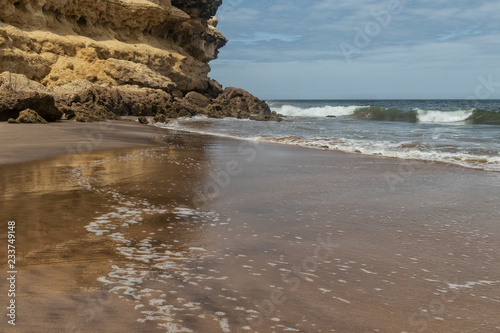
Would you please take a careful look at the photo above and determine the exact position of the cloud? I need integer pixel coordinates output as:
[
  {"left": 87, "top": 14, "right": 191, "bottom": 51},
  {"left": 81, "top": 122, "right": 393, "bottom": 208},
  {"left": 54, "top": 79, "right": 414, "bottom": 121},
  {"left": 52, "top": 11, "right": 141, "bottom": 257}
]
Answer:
[
  {"left": 230, "top": 32, "right": 302, "bottom": 45},
  {"left": 436, "top": 23, "right": 483, "bottom": 41}
]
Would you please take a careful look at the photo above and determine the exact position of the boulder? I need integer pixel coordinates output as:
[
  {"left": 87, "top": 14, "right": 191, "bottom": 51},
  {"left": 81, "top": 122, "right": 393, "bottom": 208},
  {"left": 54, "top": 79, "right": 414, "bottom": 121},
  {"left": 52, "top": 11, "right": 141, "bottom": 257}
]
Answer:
[
  {"left": 154, "top": 113, "right": 168, "bottom": 123},
  {"left": 208, "top": 87, "right": 282, "bottom": 121},
  {"left": 0, "top": 72, "right": 51, "bottom": 94},
  {"left": 184, "top": 91, "right": 210, "bottom": 108},
  {"left": 12, "top": 109, "right": 48, "bottom": 124}
]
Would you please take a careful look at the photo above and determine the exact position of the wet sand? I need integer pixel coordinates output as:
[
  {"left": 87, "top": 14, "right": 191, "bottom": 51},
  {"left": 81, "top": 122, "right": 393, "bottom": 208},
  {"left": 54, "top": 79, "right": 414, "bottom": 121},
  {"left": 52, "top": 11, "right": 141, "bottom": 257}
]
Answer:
[
  {"left": 0, "top": 120, "right": 166, "bottom": 165},
  {"left": 1, "top": 129, "right": 499, "bottom": 332}
]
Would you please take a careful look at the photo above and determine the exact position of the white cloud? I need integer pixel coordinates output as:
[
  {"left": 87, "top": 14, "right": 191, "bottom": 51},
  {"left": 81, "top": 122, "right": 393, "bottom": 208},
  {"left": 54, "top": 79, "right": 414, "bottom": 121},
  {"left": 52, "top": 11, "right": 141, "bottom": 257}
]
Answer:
[{"left": 230, "top": 32, "right": 302, "bottom": 45}]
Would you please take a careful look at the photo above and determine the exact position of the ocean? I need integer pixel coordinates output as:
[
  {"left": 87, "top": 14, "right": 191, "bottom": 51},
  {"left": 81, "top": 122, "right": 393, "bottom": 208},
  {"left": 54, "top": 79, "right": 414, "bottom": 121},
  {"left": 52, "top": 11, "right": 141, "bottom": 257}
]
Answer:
[{"left": 158, "top": 99, "right": 500, "bottom": 171}]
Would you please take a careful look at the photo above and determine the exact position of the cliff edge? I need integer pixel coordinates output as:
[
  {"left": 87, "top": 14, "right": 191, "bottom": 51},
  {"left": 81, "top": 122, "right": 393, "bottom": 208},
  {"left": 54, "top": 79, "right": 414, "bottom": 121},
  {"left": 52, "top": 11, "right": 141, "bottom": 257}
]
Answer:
[{"left": 0, "top": 0, "right": 280, "bottom": 122}]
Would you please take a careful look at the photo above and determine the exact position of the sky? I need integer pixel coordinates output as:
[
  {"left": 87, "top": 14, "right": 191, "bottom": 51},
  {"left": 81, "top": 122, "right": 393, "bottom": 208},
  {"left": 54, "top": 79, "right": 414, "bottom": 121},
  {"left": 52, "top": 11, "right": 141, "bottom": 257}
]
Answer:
[{"left": 209, "top": 0, "right": 500, "bottom": 99}]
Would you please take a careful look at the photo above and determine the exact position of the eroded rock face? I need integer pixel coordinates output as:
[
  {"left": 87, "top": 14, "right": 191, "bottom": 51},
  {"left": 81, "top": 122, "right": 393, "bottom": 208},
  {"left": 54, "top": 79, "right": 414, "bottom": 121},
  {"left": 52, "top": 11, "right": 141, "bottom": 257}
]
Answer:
[
  {"left": 0, "top": 0, "right": 281, "bottom": 122},
  {"left": 0, "top": 0, "right": 225, "bottom": 93}
]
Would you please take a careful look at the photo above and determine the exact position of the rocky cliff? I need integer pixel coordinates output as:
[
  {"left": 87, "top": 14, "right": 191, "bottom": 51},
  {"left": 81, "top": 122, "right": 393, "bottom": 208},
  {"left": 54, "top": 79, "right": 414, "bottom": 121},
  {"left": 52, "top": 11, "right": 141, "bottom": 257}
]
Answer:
[{"left": 0, "top": 0, "right": 280, "bottom": 122}]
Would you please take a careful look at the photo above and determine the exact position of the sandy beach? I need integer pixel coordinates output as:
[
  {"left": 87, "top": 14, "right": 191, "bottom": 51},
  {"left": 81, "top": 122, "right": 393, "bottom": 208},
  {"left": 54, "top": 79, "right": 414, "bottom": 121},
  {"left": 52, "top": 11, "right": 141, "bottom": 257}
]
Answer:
[{"left": 1, "top": 122, "right": 499, "bottom": 332}]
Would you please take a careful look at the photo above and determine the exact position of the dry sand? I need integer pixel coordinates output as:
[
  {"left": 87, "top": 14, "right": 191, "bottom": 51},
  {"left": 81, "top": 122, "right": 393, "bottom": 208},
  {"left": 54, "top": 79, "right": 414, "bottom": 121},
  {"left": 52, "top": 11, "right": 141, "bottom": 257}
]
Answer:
[{"left": 0, "top": 125, "right": 499, "bottom": 332}]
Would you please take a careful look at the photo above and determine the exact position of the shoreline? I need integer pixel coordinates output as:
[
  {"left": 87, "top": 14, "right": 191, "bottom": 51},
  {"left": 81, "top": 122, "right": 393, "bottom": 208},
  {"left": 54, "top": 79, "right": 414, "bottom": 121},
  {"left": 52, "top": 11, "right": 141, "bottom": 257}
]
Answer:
[
  {"left": 2, "top": 119, "right": 499, "bottom": 175},
  {"left": 157, "top": 119, "right": 500, "bottom": 174}
]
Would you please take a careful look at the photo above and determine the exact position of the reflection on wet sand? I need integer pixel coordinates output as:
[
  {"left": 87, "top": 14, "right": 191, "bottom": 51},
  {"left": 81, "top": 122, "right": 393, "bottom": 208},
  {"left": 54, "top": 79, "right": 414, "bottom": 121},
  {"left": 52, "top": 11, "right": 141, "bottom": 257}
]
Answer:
[{"left": 0, "top": 133, "right": 218, "bottom": 332}]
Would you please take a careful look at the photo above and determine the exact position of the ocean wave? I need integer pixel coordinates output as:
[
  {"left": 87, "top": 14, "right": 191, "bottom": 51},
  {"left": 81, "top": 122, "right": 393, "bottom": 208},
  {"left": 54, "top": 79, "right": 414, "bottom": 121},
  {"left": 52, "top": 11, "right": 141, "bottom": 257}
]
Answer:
[
  {"left": 271, "top": 104, "right": 500, "bottom": 125},
  {"left": 154, "top": 121, "right": 500, "bottom": 171},
  {"left": 351, "top": 107, "right": 418, "bottom": 122},
  {"left": 468, "top": 109, "right": 500, "bottom": 125},
  {"left": 272, "top": 104, "right": 367, "bottom": 117}
]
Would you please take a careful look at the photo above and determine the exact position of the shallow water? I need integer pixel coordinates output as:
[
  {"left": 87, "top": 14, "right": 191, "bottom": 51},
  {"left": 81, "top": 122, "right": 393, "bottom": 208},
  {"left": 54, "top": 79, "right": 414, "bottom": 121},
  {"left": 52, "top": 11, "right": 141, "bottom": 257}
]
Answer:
[
  {"left": 159, "top": 99, "right": 500, "bottom": 172},
  {"left": 1, "top": 132, "right": 499, "bottom": 332}
]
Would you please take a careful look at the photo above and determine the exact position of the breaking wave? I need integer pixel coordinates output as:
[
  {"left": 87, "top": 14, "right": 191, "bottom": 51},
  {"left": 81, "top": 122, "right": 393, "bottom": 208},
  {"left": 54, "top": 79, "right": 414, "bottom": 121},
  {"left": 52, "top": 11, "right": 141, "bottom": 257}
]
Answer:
[
  {"left": 272, "top": 104, "right": 500, "bottom": 125},
  {"left": 272, "top": 104, "right": 365, "bottom": 118}
]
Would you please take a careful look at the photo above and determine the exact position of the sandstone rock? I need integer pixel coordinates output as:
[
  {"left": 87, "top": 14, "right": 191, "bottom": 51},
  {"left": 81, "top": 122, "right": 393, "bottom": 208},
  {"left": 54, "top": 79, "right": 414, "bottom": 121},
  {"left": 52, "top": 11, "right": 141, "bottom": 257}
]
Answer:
[
  {"left": 208, "top": 16, "right": 219, "bottom": 28},
  {"left": 171, "top": 0, "right": 222, "bottom": 19},
  {"left": 154, "top": 113, "right": 168, "bottom": 123},
  {"left": 56, "top": 84, "right": 174, "bottom": 121},
  {"left": 103, "top": 59, "right": 176, "bottom": 91},
  {"left": 206, "top": 79, "right": 223, "bottom": 98},
  {"left": 0, "top": 0, "right": 226, "bottom": 97},
  {"left": 209, "top": 87, "right": 282, "bottom": 121},
  {"left": 0, "top": 90, "right": 62, "bottom": 122},
  {"left": 0, "top": 72, "right": 51, "bottom": 94},
  {"left": 138, "top": 116, "right": 149, "bottom": 124},
  {"left": 165, "top": 99, "right": 199, "bottom": 118},
  {"left": 184, "top": 91, "right": 210, "bottom": 108},
  {"left": 14, "top": 109, "right": 48, "bottom": 124}
]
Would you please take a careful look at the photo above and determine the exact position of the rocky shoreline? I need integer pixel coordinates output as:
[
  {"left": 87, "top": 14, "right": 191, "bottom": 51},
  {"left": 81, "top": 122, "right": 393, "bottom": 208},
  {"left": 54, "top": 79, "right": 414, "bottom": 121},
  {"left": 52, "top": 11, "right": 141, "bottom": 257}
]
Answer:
[{"left": 0, "top": 0, "right": 281, "bottom": 123}]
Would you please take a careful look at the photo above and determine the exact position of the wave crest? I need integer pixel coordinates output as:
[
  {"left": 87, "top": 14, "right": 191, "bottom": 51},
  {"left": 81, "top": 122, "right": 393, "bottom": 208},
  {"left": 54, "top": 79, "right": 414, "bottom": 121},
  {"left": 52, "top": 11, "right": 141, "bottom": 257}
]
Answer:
[
  {"left": 272, "top": 105, "right": 366, "bottom": 117},
  {"left": 415, "top": 108, "right": 474, "bottom": 123}
]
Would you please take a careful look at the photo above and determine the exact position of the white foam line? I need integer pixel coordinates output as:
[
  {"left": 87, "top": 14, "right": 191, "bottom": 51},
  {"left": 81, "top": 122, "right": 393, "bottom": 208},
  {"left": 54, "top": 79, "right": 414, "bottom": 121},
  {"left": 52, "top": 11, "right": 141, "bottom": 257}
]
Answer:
[
  {"left": 360, "top": 268, "right": 377, "bottom": 275},
  {"left": 156, "top": 122, "right": 500, "bottom": 172},
  {"left": 447, "top": 280, "right": 500, "bottom": 290},
  {"left": 332, "top": 296, "right": 351, "bottom": 304}
]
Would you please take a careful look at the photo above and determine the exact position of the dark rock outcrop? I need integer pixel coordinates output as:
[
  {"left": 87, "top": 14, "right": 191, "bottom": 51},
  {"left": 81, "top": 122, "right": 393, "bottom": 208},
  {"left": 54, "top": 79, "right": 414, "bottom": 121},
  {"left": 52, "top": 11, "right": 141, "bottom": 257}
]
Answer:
[
  {"left": 55, "top": 84, "right": 174, "bottom": 122},
  {"left": 0, "top": 91, "right": 62, "bottom": 122},
  {"left": 207, "top": 87, "right": 282, "bottom": 121},
  {"left": 184, "top": 91, "right": 211, "bottom": 109}
]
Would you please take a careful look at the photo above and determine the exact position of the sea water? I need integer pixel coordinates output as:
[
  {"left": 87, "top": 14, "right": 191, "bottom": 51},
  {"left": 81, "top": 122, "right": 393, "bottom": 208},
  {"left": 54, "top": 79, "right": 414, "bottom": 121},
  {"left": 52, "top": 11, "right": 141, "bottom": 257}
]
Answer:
[{"left": 159, "top": 99, "right": 500, "bottom": 171}]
